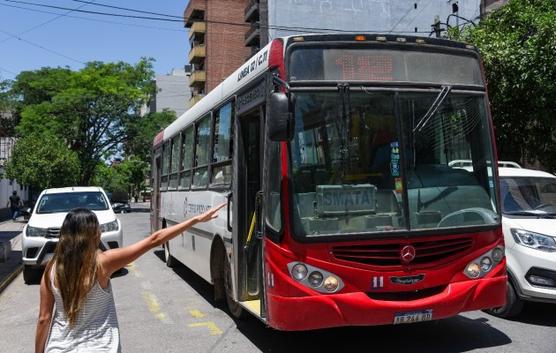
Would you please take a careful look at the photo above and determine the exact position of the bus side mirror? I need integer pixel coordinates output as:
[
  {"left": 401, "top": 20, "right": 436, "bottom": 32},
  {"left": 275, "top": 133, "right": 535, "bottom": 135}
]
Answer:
[{"left": 268, "top": 92, "right": 294, "bottom": 141}]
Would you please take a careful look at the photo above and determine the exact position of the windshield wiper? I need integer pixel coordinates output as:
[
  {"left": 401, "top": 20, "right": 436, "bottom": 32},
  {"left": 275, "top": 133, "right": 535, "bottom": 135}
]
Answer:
[
  {"left": 413, "top": 85, "right": 452, "bottom": 133},
  {"left": 504, "top": 210, "right": 556, "bottom": 218}
]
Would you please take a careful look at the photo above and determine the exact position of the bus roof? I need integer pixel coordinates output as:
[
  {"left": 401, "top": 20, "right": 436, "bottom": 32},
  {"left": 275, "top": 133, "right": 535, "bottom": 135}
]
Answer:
[{"left": 155, "top": 33, "right": 477, "bottom": 146}]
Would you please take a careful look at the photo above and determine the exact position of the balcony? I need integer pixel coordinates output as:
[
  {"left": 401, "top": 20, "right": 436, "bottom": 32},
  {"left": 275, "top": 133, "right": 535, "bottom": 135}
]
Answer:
[
  {"left": 188, "top": 21, "right": 206, "bottom": 40},
  {"left": 189, "top": 70, "right": 206, "bottom": 87},
  {"left": 244, "top": 23, "right": 260, "bottom": 47},
  {"left": 244, "top": 0, "right": 259, "bottom": 22},
  {"left": 189, "top": 94, "right": 204, "bottom": 107},
  {"left": 188, "top": 45, "right": 206, "bottom": 65}
]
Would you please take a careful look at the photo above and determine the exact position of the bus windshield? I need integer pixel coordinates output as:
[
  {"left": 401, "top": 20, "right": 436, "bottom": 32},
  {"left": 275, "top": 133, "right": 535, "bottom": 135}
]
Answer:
[{"left": 290, "top": 91, "right": 499, "bottom": 237}]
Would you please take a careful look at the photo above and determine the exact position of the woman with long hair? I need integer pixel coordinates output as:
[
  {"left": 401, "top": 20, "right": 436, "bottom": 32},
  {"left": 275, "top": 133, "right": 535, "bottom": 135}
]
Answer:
[{"left": 35, "top": 204, "right": 225, "bottom": 353}]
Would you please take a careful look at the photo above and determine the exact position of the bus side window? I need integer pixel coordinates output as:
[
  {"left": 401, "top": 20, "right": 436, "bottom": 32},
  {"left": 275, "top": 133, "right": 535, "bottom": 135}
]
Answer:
[
  {"left": 210, "top": 102, "right": 233, "bottom": 188},
  {"left": 161, "top": 142, "right": 170, "bottom": 190},
  {"left": 169, "top": 135, "right": 181, "bottom": 190},
  {"left": 192, "top": 114, "right": 211, "bottom": 189},
  {"left": 180, "top": 126, "right": 194, "bottom": 190}
]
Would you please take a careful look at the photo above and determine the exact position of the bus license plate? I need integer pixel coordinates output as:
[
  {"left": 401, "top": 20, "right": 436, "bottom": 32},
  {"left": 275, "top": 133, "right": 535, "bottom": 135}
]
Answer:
[{"left": 393, "top": 310, "right": 433, "bottom": 324}]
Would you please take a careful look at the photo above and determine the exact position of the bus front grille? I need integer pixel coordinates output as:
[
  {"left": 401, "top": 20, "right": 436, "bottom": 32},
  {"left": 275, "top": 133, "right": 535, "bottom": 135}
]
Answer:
[{"left": 331, "top": 236, "right": 473, "bottom": 267}]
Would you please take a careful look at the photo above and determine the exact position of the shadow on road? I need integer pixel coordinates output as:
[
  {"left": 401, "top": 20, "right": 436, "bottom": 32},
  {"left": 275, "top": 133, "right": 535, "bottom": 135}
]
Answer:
[
  {"left": 153, "top": 250, "right": 220, "bottom": 308},
  {"left": 506, "top": 302, "right": 556, "bottom": 327},
  {"left": 152, "top": 249, "right": 514, "bottom": 353},
  {"left": 234, "top": 314, "right": 512, "bottom": 353}
]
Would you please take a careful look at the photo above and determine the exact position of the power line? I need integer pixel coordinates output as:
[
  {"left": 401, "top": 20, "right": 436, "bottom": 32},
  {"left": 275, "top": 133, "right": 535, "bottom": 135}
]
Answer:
[
  {"left": 0, "top": 3, "right": 186, "bottom": 33},
  {"left": 2, "top": 0, "right": 430, "bottom": 34},
  {"left": 0, "top": 0, "right": 97, "bottom": 45},
  {"left": 3, "top": 0, "right": 184, "bottom": 22},
  {"left": 0, "top": 66, "right": 17, "bottom": 76},
  {"left": 70, "top": 0, "right": 182, "bottom": 19},
  {"left": 0, "top": 28, "right": 85, "bottom": 64}
]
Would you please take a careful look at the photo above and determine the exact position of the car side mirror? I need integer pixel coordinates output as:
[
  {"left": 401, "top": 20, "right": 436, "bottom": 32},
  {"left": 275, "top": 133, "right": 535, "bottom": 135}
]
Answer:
[{"left": 267, "top": 92, "right": 294, "bottom": 141}]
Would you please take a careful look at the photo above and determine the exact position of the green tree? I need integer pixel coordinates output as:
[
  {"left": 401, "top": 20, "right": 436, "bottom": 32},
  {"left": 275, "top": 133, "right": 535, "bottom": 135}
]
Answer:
[
  {"left": 0, "top": 78, "right": 16, "bottom": 137},
  {"left": 5, "top": 133, "right": 80, "bottom": 190},
  {"left": 91, "top": 162, "right": 130, "bottom": 195},
  {"left": 457, "top": 0, "right": 556, "bottom": 170},
  {"left": 11, "top": 59, "right": 156, "bottom": 184},
  {"left": 125, "top": 110, "right": 176, "bottom": 163}
]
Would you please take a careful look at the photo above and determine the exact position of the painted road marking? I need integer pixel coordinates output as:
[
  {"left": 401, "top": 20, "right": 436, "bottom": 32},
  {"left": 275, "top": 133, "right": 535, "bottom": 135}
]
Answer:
[
  {"left": 126, "top": 262, "right": 142, "bottom": 278},
  {"left": 188, "top": 321, "right": 223, "bottom": 336},
  {"left": 189, "top": 309, "right": 205, "bottom": 319},
  {"left": 142, "top": 292, "right": 168, "bottom": 322}
]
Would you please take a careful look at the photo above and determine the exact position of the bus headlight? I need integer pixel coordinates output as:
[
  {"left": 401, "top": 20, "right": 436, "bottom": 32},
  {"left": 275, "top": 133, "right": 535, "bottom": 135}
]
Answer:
[
  {"left": 291, "top": 263, "right": 308, "bottom": 281},
  {"left": 323, "top": 276, "right": 339, "bottom": 292},
  {"left": 308, "top": 271, "right": 323, "bottom": 287},
  {"left": 287, "top": 262, "right": 344, "bottom": 293},
  {"left": 464, "top": 246, "right": 504, "bottom": 279},
  {"left": 465, "top": 263, "right": 481, "bottom": 278}
]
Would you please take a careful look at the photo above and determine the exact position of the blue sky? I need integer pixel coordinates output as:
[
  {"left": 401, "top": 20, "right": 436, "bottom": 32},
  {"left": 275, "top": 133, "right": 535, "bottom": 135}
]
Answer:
[{"left": 0, "top": 0, "right": 190, "bottom": 79}]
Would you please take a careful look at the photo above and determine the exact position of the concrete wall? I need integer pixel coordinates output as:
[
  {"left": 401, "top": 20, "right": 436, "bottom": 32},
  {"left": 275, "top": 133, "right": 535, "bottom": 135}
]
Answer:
[
  {"left": 153, "top": 69, "right": 191, "bottom": 117},
  {"left": 268, "top": 0, "right": 480, "bottom": 38}
]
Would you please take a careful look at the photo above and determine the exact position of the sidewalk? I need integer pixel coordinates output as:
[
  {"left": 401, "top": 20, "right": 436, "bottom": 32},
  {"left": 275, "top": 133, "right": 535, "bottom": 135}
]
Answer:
[{"left": 0, "top": 220, "right": 24, "bottom": 293}]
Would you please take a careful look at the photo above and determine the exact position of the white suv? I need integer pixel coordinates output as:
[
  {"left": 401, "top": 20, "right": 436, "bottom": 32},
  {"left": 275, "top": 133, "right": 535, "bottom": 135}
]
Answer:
[
  {"left": 487, "top": 167, "right": 556, "bottom": 317},
  {"left": 22, "top": 187, "right": 123, "bottom": 283}
]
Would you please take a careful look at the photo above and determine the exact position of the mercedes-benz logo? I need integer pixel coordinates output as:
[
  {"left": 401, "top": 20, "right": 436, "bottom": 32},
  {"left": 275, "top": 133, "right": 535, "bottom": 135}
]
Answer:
[{"left": 400, "top": 245, "right": 416, "bottom": 264}]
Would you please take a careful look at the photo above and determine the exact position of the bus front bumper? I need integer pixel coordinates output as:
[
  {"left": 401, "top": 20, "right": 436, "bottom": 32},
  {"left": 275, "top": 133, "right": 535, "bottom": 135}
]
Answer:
[{"left": 266, "top": 276, "right": 506, "bottom": 331}]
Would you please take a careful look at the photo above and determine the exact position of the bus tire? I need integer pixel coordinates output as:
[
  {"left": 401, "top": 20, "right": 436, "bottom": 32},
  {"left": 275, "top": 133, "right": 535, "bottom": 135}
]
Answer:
[
  {"left": 484, "top": 280, "right": 523, "bottom": 318},
  {"left": 163, "top": 242, "right": 176, "bottom": 268},
  {"left": 223, "top": 251, "right": 247, "bottom": 320}
]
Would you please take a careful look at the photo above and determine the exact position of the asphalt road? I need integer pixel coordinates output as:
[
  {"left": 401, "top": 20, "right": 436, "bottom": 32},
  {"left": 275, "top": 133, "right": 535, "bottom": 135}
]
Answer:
[{"left": 1, "top": 212, "right": 555, "bottom": 353}]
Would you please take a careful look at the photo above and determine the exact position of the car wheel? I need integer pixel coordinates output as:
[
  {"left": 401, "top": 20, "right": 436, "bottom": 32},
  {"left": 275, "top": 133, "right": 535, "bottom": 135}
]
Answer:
[
  {"left": 485, "top": 280, "right": 524, "bottom": 318},
  {"left": 23, "top": 265, "right": 40, "bottom": 285},
  {"left": 163, "top": 242, "right": 176, "bottom": 268},
  {"left": 223, "top": 251, "right": 247, "bottom": 319}
]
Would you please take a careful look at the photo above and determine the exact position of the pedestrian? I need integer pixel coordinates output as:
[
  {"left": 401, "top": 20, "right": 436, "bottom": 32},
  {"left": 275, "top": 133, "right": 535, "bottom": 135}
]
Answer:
[
  {"left": 7, "top": 190, "right": 23, "bottom": 221},
  {"left": 35, "top": 203, "right": 226, "bottom": 353}
]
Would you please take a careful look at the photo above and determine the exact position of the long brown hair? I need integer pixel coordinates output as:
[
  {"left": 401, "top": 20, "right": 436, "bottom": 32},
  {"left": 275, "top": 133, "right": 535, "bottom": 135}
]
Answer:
[{"left": 47, "top": 208, "right": 101, "bottom": 327}]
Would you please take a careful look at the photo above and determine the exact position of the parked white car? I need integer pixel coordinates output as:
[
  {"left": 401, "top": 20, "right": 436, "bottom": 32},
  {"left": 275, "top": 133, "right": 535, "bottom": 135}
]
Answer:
[
  {"left": 487, "top": 167, "right": 556, "bottom": 317},
  {"left": 22, "top": 186, "right": 123, "bottom": 283}
]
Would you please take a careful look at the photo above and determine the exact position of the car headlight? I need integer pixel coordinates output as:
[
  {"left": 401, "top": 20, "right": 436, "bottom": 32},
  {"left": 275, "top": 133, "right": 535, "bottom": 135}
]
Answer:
[
  {"left": 100, "top": 220, "right": 119, "bottom": 233},
  {"left": 26, "top": 226, "right": 48, "bottom": 237},
  {"left": 510, "top": 228, "right": 556, "bottom": 252}
]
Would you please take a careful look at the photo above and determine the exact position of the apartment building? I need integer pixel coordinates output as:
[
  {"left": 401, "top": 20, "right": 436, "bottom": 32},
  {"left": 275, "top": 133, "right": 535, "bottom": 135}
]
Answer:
[{"left": 184, "top": 0, "right": 251, "bottom": 107}]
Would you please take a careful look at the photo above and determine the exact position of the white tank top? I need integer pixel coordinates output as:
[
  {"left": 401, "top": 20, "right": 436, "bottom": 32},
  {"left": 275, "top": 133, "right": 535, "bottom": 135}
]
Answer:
[{"left": 46, "top": 265, "right": 121, "bottom": 353}]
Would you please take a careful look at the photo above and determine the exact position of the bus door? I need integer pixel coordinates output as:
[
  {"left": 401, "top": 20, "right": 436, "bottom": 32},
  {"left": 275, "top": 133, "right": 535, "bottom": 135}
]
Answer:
[
  {"left": 151, "top": 151, "right": 162, "bottom": 233},
  {"left": 233, "top": 97, "right": 265, "bottom": 314}
]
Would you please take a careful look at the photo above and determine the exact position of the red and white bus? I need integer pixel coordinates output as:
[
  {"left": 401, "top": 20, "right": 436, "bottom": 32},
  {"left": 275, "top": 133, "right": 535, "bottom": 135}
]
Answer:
[{"left": 150, "top": 33, "right": 506, "bottom": 330}]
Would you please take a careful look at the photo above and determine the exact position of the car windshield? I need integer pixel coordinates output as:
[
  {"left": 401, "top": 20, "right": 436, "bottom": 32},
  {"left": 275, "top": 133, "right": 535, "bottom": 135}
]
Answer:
[
  {"left": 290, "top": 91, "right": 499, "bottom": 237},
  {"left": 500, "top": 177, "right": 556, "bottom": 215},
  {"left": 36, "top": 192, "right": 109, "bottom": 214}
]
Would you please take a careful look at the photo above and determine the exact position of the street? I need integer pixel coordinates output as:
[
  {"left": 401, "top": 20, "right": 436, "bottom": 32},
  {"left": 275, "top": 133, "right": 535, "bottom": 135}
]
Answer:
[{"left": 1, "top": 212, "right": 555, "bottom": 353}]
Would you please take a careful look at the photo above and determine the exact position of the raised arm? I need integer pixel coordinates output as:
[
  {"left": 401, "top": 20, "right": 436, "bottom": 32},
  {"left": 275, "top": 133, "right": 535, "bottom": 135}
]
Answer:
[{"left": 98, "top": 203, "right": 226, "bottom": 276}]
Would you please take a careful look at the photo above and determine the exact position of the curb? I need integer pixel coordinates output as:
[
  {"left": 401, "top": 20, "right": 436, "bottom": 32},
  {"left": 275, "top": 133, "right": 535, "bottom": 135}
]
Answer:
[{"left": 0, "top": 264, "right": 22, "bottom": 294}]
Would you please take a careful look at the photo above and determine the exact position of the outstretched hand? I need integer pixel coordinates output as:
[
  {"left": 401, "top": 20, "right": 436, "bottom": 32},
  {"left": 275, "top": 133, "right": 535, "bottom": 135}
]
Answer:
[{"left": 194, "top": 203, "right": 227, "bottom": 223}]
